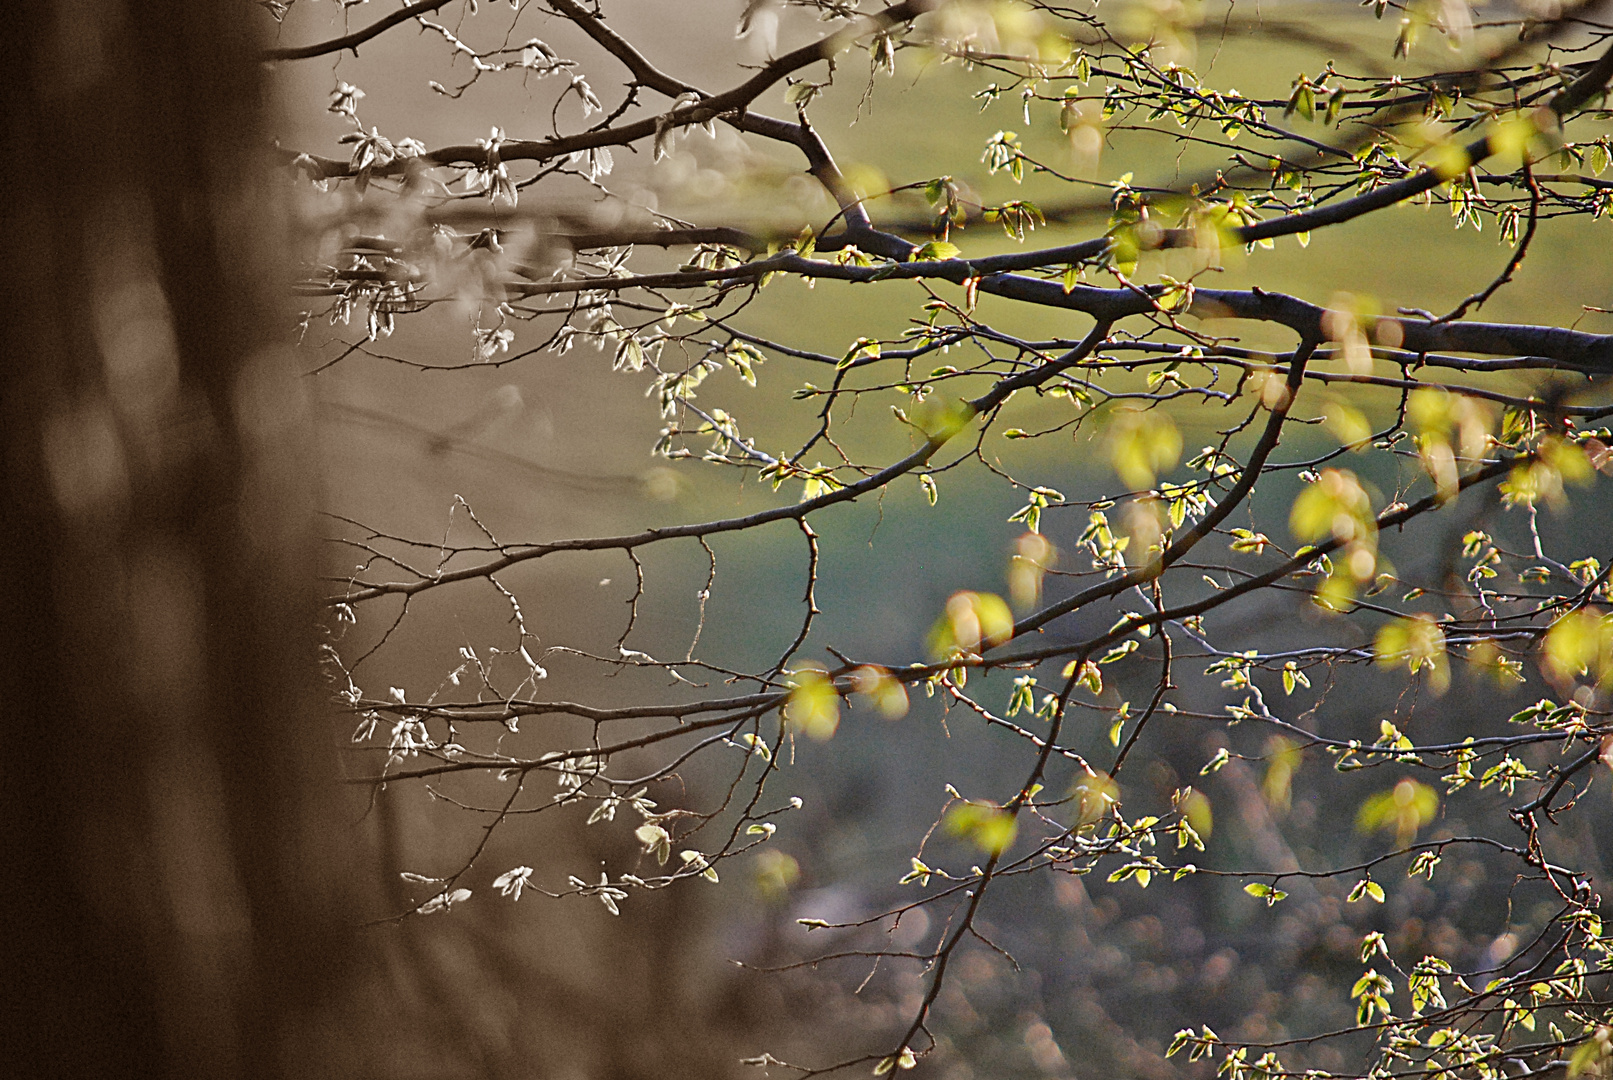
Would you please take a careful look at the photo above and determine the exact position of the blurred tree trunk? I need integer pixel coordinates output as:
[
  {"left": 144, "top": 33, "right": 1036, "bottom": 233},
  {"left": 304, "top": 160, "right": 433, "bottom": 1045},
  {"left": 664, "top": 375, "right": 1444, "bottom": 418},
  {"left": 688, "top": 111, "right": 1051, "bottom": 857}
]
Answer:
[{"left": 0, "top": 3, "right": 361, "bottom": 1076}]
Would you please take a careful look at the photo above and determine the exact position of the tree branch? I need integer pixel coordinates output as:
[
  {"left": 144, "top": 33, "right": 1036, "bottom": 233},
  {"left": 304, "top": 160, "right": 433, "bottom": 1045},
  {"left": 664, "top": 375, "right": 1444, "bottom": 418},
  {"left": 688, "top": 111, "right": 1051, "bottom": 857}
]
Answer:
[
  {"left": 285, "top": 0, "right": 939, "bottom": 179},
  {"left": 263, "top": 0, "right": 458, "bottom": 62}
]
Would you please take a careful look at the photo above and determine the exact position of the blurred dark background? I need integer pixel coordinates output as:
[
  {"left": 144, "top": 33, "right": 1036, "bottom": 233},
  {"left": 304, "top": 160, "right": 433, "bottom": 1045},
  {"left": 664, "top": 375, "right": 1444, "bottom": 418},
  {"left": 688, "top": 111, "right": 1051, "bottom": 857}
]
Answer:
[
  {"left": 7, "top": 1, "right": 1603, "bottom": 1077},
  {"left": 282, "top": 3, "right": 1613, "bottom": 1079}
]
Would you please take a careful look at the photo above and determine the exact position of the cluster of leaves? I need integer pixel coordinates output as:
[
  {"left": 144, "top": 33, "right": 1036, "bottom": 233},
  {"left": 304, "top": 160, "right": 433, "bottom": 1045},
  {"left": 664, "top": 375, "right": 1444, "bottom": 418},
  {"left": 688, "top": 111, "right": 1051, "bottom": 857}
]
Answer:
[{"left": 278, "top": 0, "right": 1613, "bottom": 1077}]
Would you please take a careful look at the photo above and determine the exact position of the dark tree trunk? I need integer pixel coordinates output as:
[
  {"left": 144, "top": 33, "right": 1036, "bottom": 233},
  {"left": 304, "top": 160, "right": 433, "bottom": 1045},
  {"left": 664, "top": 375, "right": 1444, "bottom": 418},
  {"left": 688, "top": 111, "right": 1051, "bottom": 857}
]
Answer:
[{"left": 0, "top": 4, "right": 360, "bottom": 1075}]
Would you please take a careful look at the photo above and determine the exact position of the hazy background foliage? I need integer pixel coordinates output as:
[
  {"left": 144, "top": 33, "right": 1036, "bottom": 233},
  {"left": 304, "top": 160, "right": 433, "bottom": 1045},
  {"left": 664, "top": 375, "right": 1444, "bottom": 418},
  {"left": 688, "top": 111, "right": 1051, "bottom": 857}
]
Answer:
[{"left": 271, "top": 3, "right": 1613, "bottom": 1078}]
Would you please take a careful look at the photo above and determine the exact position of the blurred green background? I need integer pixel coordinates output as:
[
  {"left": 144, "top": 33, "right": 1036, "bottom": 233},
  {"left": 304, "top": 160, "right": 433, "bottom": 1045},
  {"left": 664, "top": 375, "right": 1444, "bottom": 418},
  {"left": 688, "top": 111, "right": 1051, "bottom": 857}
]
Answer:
[{"left": 278, "top": 3, "right": 1613, "bottom": 1078}]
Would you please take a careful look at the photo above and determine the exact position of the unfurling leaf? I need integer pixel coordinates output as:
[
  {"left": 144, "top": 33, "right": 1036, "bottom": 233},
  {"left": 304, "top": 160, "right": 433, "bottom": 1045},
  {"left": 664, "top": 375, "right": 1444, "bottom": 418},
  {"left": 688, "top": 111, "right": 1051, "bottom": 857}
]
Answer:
[
  {"left": 1243, "top": 881, "right": 1288, "bottom": 905},
  {"left": 635, "top": 822, "right": 673, "bottom": 864}
]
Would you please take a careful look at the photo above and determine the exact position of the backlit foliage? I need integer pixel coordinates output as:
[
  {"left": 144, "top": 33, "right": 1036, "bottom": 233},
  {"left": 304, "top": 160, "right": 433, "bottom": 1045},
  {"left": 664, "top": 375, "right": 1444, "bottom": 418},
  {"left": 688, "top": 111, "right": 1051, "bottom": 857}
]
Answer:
[{"left": 276, "top": 0, "right": 1613, "bottom": 1077}]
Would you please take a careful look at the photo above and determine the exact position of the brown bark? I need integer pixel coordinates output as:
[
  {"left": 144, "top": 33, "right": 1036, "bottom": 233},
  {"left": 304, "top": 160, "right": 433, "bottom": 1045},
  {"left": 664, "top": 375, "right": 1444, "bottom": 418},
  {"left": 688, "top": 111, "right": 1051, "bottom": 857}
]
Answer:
[{"left": 0, "top": 3, "right": 360, "bottom": 1075}]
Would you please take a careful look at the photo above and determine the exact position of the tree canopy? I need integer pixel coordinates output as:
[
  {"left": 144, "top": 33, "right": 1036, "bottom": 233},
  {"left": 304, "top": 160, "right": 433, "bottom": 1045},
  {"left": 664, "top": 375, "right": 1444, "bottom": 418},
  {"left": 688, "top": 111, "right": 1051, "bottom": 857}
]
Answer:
[{"left": 276, "top": 1, "right": 1613, "bottom": 1077}]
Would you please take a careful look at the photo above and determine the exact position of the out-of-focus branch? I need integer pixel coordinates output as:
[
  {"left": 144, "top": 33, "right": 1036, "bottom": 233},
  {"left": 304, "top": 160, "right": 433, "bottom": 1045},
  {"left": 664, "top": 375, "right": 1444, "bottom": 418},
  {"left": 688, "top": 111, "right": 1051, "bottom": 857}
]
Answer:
[
  {"left": 874, "top": 4, "right": 1613, "bottom": 235},
  {"left": 285, "top": 0, "right": 939, "bottom": 180},
  {"left": 263, "top": 0, "right": 458, "bottom": 61}
]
